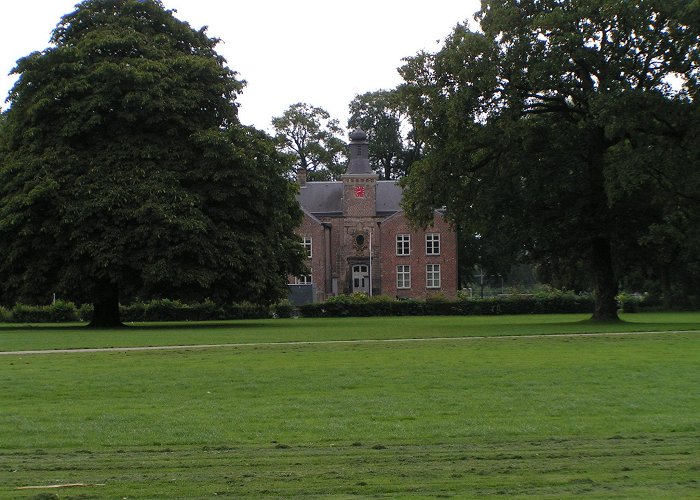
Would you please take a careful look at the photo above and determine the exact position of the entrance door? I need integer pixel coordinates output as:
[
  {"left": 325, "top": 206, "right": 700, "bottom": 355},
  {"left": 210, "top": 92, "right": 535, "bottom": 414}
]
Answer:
[{"left": 352, "top": 265, "right": 369, "bottom": 294}]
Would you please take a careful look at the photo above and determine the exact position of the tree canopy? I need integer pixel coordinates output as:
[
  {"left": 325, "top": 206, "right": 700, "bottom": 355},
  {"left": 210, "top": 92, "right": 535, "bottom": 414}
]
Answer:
[
  {"left": 272, "top": 103, "right": 346, "bottom": 181},
  {"left": 348, "top": 90, "right": 420, "bottom": 180},
  {"left": 0, "top": 0, "right": 305, "bottom": 326},
  {"left": 399, "top": 0, "right": 700, "bottom": 319}
]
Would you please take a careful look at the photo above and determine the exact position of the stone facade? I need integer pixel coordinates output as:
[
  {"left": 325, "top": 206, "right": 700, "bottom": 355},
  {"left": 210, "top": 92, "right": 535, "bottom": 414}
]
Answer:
[{"left": 291, "top": 129, "right": 458, "bottom": 302}]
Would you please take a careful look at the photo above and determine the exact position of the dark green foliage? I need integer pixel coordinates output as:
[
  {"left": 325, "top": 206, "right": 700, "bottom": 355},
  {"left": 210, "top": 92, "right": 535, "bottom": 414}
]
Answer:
[
  {"left": 1, "top": 299, "right": 271, "bottom": 323},
  {"left": 118, "top": 299, "right": 269, "bottom": 322},
  {"left": 213, "top": 301, "right": 270, "bottom": 321},
  {"left": 300, "top": 294, "right": 429, "bottom": 317},
  {"left": 398, "top": 0, "right": 700, "bottom": 320},
  {"left": 299, "top": 293, "right": 593, "bottom": 318},
  {"left": 8, "top": 301, "right": 80, "bottom": 323},
  {"left": 0, "top": 0, "right": 304, "bottom": 325},
  {"left": 348, "top": 90, "right": 418, "bottom": 179},
  {"left": 6, "top": 292, "right": 671, "bottom": 322},
  {"left": 272, "top": 103, "right": 347, "bottom": 181},
  {"left": 272, "top": 299, "right": 295, "bottom": 318},
  {"left": 78, "top": 302, "right": 94, "bottom": 321},
  {"left": 0, "top": 306, "right": 11, "bottom": 322},
  {"left": 617, "top": 293, "right": 643, "bottom": 313},
  {"left": 119, "top": 299, "right": 212, "bottom": 322}
]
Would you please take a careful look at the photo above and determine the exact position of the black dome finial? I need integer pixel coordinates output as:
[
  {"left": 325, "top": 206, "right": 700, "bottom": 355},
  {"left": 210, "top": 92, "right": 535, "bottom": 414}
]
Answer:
[{"left": 349, "top": 128, "right": 367, "bottom": 142}]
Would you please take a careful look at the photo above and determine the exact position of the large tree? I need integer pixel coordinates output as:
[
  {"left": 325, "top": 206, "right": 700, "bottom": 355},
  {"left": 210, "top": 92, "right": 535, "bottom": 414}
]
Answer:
[
  {"left": 272, "top": 103, "right": 346, "bottom": 181},
  {"left": 399, "top": 0, "right": 700, "bottom": 320},
  {"left": 0, "top": 0, "right": 305, "bottom": 326}
]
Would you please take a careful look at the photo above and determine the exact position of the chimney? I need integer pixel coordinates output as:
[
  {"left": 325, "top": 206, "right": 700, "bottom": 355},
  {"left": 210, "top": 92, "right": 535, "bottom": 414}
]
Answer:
[
  {"left": 297, "top": 167, "right": 307, "bottom": 187},
  {"left": 346, "top": 128, "right": 372, "bottom": 174}
]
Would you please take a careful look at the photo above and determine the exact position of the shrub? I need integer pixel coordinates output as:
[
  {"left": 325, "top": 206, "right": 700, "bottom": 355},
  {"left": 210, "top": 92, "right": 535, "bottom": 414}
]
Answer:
[
  {"left": 326, "top": 292, "right": 371, "bottom": 304},
  {"left": 8, "top": 301, "right": 80, "bottom": 323},
  {"left": 224, "top": 302, "right": 271, "bottom": 320},
  {"left": 144, "top": 298, "right": 186, "bottom": 322},
  {"left": 47, "top": 300, "right": 79, "bottom": 322},
  {"left": 188, "top": 299, "right": 226, "bottom": 321},
  {"left": 0, "top": 306, "right": 10, "bottom": 322},
  {"left": 121, "top": 302, "right": 147, "bottom": 322},
  {"left": 273, "top": 299, "right": 295, "bottom": 318},
  {"left": 47, "top": 300, "right": 78, "bottom": 323},
  {"left": 301, "top": 295, "right": 411, "bottom": 317},
  {"left": 78, "top": 303, "right": 94, "bottom": 322},
  {"left": 10, "top": 303, "right": 51, "bottom": 323},
  {"left": 316, "top": 294, "right": 398, "bottom": 317},
  {"left": 120, "top": 299, "right": 265, "bottom": 322},
  {"left": 617, "top": 292, "right": 641, "bottom": 313},
  {"left": 425, "top": 292, "right": 449, "bottom": 303},
  {"left": 299, "top": 292, "right": 594, "bottom": 318}
]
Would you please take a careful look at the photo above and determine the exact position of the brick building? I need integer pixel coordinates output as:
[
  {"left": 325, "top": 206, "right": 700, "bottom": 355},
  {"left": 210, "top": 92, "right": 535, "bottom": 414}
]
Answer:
[{"left": 290, "top": 129, "right": 458, "bottom": 302}]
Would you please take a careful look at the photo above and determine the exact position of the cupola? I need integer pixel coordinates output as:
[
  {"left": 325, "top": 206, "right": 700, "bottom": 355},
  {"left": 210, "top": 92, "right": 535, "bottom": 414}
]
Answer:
[{"left": 346, "top": 128, "right": 372, "bottom": 174}]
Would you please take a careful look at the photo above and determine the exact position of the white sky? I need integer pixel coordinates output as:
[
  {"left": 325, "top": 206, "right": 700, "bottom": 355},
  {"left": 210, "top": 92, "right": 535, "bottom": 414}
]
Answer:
[{"left": 1, "top": 0, "right": 480, "bottom": 134}]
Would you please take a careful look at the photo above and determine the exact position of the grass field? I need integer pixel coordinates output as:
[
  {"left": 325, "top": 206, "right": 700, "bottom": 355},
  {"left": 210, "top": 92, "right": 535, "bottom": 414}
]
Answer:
[
  {"left": 2, "top": 311, "right": 700, "bottom": 352},
  {"left": 1, "top": 313, "right": 699, "bottom": 498}
]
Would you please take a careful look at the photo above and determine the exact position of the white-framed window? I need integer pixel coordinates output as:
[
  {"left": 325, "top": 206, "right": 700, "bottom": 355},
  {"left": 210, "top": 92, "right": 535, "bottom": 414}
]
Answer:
[
  {"left": 396, "top": 234, "right": 410, "bottom": 256},
  {"left": 397, "top": 265, "right": 411, "bottom": 289},
  {"left": 426, "top": 264, "right": 441, "bottom": 288},
  {"left": 426, "top": 233, "right": 441, "bottom": 255},
  {"left": 295, "top": 273, "right": 312, "bottom": 285},
  {"left": 303, "top": 236, "right": 312, "bottom": 259}
]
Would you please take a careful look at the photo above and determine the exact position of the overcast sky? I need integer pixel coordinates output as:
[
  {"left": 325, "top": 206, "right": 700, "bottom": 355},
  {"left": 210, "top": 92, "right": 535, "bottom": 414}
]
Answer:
[{"left": 1, "top": 1, "right": 480, "bottom": 134}]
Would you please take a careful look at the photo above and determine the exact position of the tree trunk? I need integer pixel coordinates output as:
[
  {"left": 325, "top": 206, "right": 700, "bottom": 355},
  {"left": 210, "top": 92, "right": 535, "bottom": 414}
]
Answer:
[
  {"left": 88, "top": 281, "right": 123, "bottom": 328},
  {"left": 660, "top": 264, "right": 672, "bottom": 309},
  {"left": 590, "top": 236, "right": 619, "bottom": 321},
  {"left": 586, "top": 127, "right": 619, "bottom": 322}
]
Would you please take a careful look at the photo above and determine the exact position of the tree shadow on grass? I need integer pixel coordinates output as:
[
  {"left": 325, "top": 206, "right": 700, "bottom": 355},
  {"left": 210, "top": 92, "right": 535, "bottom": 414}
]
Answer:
[
  {"left": 0, "top": 321, "right": 276, "bottom": 332},
  {"left": 574, "top": 317, "right": 700, "bottom": 333},
  {"left": 123, "top": 321, "right": 275, "bottom": 331}
]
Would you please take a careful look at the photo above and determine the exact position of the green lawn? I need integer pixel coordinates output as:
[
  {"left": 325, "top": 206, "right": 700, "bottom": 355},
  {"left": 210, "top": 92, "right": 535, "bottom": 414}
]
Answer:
[
  {"left": 1, "top": 314, "right": 699, "bottom": 497},
  {"left": 1, "top": 311, "right": 699, "bottom": 352}
]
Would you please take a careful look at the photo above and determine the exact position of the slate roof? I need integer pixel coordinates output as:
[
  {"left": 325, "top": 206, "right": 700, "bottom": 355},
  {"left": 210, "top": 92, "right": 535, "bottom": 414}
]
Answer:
[
  {"left": 297, "top": 180, "right": 403, "bottom": 217},
  {"left": 376, "top": 181, "right": 404, "bottom": 215},
  {"left": 298, "top": 182, "right": 342, "bottom": 216}
]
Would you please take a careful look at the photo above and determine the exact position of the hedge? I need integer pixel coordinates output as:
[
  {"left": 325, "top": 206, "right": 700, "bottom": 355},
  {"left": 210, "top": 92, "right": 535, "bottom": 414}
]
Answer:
[
  {"left": 299, "top": 294, "right": 595, "bottom": 318},
  {"left": 118, "top": 300, "right": 270, "bottom": 322},
  {"left": 7, "top": 301, "right": 82, "bottom": 323},
  {"left": 0, "top": 300, "right": 272, "bottom": 323},
  {"left": 0, "top": 293, "right": 653, "bottom": 323},
  {"left": 0, "top": 306, "right": 12, "bottom": 322}
]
